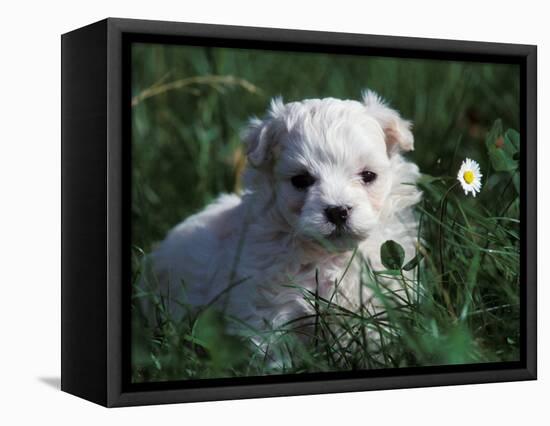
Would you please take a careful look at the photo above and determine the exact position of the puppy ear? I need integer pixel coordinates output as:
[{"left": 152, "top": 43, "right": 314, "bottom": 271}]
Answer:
[
  {"left": 362, "top": 90, "right": 414, "bottom": 155},
  {"left": 241, "top": 97, "right": 285, "bottom": 167},
  {"left": 241, "top": 117, "right": 269, "bottom": 167}
]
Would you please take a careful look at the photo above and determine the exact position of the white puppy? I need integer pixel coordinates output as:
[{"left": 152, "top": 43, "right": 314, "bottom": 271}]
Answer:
[{"left": 140, "top": 91, "right": 421, "bottom": 354}]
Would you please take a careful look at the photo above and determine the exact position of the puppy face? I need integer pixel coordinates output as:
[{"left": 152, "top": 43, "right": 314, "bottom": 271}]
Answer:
[{"left": 244, "top": 91, "right": 414, "bottom": 250}]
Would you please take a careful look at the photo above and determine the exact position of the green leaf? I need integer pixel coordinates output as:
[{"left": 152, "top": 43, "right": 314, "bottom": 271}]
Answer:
[
  {"left": 403, "top": 252, "right": 424, "bottom": 271},
  {"left": 193, "top": 308, "right": 226, "bottom": 350},
  {"left": 417, "top": 174, "right": 443, "bottom": 185},
  {"left": 380, "top": 240, "right": 405, "bottom": 271},
  {"left": 192, "top": 308, "right": 247, "bottom": 370},
  {"left": 416, "top": 174, "right": 447, "bottom": 193},
  {"left": 485, "top": 120, "right": 519, "bottom": 172},
  {"left": 505, "top": 129, "right": 520, "bottom": 151},
  {"left": 150, "top": 353, "right": 161, "bottom": 371}
]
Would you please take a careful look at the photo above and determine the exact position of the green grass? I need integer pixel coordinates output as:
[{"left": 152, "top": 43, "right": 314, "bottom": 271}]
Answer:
[{"left": 130, "top": 43, "right": 520, "bottom": 383}]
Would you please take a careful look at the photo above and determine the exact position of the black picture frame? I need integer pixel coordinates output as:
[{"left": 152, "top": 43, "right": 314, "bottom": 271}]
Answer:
[{"left": 61, "top": 17, "right": 537, "bottom": 407}]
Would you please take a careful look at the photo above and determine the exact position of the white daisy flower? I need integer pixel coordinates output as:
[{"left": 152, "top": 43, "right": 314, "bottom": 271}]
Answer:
[{"left": 457, "top": 158, "right": 482, "bottom": 197}]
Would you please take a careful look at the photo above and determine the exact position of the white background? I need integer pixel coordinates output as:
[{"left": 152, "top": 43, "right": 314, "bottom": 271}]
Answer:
[{"left": 0, "top": 0, "right": 546, "bottom": 424}]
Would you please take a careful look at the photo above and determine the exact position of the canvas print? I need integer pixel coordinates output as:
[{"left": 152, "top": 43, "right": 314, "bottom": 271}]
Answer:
[{"left": 130, "top": 43, "right": 520, "bottom": 383}]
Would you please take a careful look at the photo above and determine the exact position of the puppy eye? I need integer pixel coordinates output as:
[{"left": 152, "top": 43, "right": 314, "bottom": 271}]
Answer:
[
  {"left": 360, "top": 170, "right": 377, "bottom": 184},
  {"left": 291, "top": 172, "right": 315, "bottom": 190}
]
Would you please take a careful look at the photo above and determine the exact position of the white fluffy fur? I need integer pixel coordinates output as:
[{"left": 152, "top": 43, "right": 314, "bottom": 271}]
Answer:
[{"left": 141, "top": 91, "right": 422, "bottom": 346}]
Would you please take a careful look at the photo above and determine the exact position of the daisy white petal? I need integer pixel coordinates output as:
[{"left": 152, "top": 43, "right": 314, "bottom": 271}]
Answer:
[{"left": 457, "top": 158, "right": 483, "bottom": 197}]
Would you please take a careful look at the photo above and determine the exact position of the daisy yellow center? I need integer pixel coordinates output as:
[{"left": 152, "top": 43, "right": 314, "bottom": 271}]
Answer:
[{"left": 463, "top": 170, "right": 475, "bottom": 184}]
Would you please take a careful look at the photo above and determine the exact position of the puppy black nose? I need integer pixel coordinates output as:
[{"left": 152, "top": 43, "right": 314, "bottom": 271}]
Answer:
[{"left": 325, "top": 205, "right": 350, "bottom": 226}]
